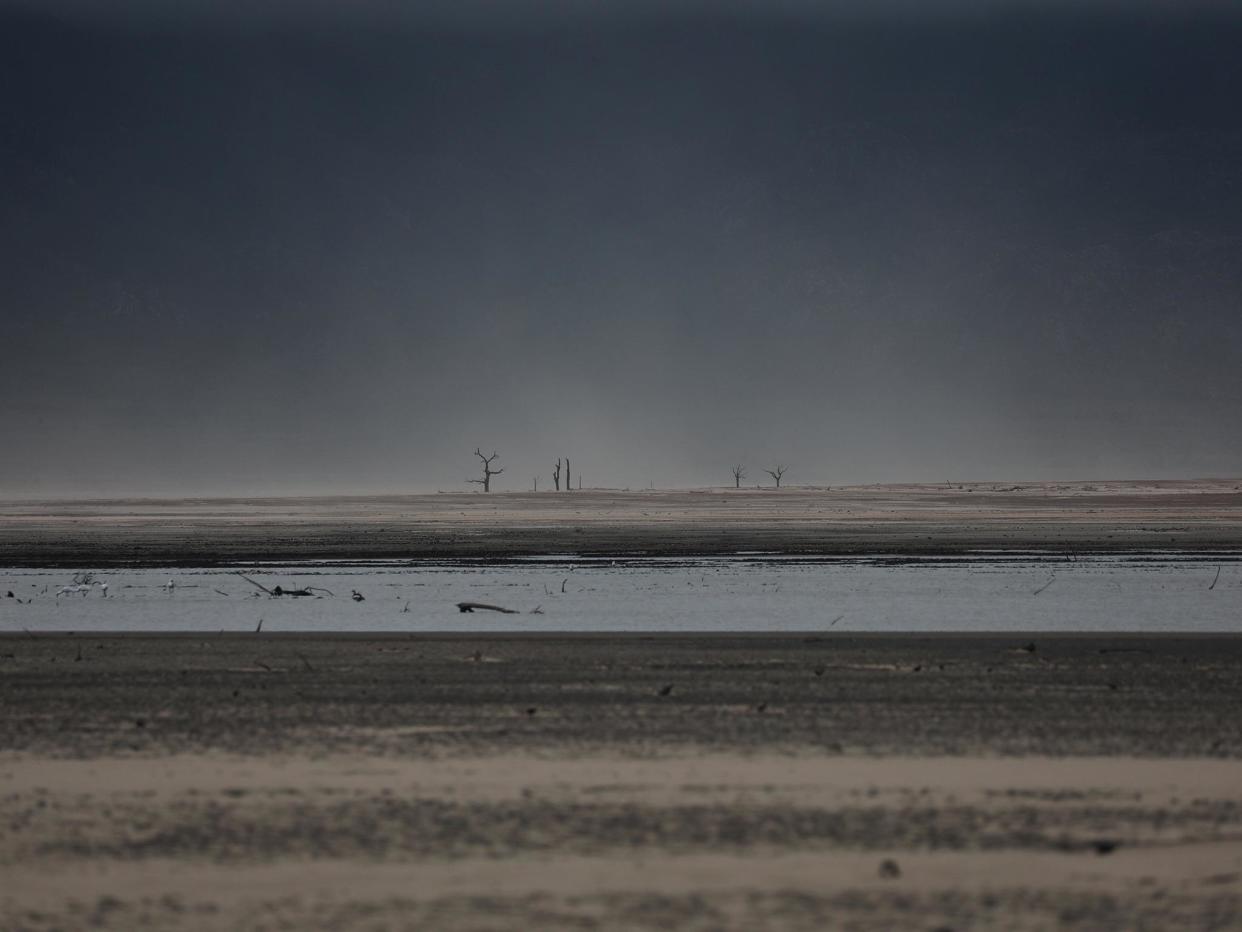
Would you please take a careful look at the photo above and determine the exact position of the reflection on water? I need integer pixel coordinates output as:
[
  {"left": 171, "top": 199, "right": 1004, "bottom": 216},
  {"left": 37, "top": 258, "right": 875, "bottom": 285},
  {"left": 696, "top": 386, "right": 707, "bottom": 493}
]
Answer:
[{"left": 2, "top": 554, "right": 1238, "bottom": 633}]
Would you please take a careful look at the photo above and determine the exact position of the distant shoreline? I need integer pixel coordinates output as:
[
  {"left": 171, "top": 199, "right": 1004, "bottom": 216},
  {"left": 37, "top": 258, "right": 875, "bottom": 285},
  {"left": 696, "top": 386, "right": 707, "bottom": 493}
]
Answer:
[{"left": 2, "top": 481, "right": 1240, "bottom": 567}]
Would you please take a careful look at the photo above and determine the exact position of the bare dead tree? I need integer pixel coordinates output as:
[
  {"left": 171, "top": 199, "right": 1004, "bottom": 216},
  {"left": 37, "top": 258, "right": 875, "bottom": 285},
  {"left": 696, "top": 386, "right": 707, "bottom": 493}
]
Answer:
[
  {"left": 552, "top": 458, "right": 562, "bottom": 491},
  {"left": 468, "top": 448, "right": 503, "bottom": 492},
  {"left": 565, "top": 457, "right": 571, "bottom": 492},
  {"left": 765, "top": 465, "right": 788, "bottom": 488},
  {"left": 731, "top": 464, "right": 746, "bottom": 488}
]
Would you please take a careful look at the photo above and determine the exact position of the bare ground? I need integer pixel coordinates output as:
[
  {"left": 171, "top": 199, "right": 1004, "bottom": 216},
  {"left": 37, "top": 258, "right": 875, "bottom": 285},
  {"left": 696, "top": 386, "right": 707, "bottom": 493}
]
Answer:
[
  {"left": 2, "top": 480, "right": 1241, "bottom": 565},
  {"left": 2, "top": 634, "right": 1241, "bottom": 930}
]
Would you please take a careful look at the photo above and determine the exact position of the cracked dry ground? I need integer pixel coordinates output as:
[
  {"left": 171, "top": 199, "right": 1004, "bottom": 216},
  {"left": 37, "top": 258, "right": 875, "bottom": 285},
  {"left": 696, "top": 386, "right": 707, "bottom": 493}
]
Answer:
[{"left": 1, "top": 634, "right": 1241, "bottom": 930}]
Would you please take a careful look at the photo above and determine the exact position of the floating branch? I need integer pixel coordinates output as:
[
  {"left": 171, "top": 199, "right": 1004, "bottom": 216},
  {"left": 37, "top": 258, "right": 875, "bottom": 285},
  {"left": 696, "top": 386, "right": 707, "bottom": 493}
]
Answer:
[
  {"left": 236, "top": 573, "right": 273, "bottom": 596},
  {"left": 274, "top": 586, "right": 333, "bottom": 597},
  {"left": 235, "top": 573, "right": 332, "bottom": 598},
  {"left": 456, "top": 601, "right": 519, "bottom": 614}
]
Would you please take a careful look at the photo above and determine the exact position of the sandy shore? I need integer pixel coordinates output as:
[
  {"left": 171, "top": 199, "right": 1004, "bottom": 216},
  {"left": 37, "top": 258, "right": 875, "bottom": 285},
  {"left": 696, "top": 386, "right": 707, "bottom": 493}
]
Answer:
[
  {"left": 2, "top": 634, "right": 1240, "bottom": 930},
  {"left": 2, "top": 480, "right": 1241, "bottom": 565}
]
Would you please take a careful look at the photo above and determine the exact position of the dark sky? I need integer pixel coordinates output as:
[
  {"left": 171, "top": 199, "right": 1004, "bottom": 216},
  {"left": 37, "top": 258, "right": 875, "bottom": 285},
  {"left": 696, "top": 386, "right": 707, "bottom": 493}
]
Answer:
[{"left": 3, "top": 1, "right": 1241, "bottom": 495}]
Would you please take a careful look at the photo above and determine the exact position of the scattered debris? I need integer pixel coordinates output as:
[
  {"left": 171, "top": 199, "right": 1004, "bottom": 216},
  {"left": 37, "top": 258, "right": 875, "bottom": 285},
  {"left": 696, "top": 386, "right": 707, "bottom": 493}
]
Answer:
[
  {"left": 525, "top": 707, "right": 538, "bottom": 716},
  {"left": 878, "top": 859, "right": 902, "bottom": 879},
  {"left": 56, "top": 573, "right": 108, "bottom": 598},
  {"left": 351, "top": 590, "right": 365, "bottom": 602},
  {"left": 813, "top": 665, "right": 826, "bottom": 677},
  {"left": 828, "top": 614, "right": 844, "bottom": 627},
  {"left": 1091, "top": 839, "right": 1119, "bottom": 855},
  {"left": 255, "top": 618, "right": 264, "bottom": 633},
  {"left": 213, "top": 589, "right": 230, "bottom": 597},
  {"left": 298, "top": 653, "right": 316, "bottom": 672},
  {"left": 529, "top": 605, "right": 544, "bottom": 614},
  {"left": 561, "top": 578, "right": 568, "bottom": 594},
  {"left": 402, "top": 601, "right": 411, "bottom": 613},
  {"left": 456, "top": 602, "right": 519, "bottom": 614},
  {"left": 658, "top": 684, "right": 674, "bottom": 696},
  {"left": 1021, "top": 642, "right": 1038, "bottom": 653},
  {"left": 1209, "top": 566, "right": 1221, "bottom": 590}
]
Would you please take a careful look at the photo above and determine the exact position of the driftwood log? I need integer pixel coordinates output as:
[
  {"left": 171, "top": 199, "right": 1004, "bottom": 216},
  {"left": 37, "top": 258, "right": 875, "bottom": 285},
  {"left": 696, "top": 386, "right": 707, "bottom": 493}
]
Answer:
[{"left": 456, "top": 601, "right": 519, "bottom": 614}]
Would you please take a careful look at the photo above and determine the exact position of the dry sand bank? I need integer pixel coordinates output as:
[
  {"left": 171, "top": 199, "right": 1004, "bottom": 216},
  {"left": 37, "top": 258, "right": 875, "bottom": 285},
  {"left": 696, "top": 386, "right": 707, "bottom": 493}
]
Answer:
[
  {"left": 2, "top": 480, "right": 1241, "bottom": 565},
  {"left": 2, "top": 634, "right": 1240, "bottom": 929}
]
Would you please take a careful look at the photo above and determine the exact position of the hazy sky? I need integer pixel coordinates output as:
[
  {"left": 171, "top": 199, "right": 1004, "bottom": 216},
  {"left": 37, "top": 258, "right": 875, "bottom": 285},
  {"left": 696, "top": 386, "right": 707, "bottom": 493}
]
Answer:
[{"left": 3, "top": 1, "right": 1241, "bottom": 495}]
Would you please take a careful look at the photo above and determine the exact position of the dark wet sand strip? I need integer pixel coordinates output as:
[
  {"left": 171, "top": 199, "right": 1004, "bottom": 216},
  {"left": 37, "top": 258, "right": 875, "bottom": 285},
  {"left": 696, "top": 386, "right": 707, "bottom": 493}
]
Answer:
[{"left": 3, "top": 482, "right": 1240, "bottom": 564}]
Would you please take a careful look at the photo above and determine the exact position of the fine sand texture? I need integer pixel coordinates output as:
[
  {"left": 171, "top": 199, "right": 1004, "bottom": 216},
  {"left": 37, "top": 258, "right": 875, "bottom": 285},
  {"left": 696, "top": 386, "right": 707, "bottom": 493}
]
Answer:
[
  {"left": 2, "top": 633, "right": 1240, "bottom": 930},
  {"left": 2, "top": 480, "right": 1241, "bottom": 565}
]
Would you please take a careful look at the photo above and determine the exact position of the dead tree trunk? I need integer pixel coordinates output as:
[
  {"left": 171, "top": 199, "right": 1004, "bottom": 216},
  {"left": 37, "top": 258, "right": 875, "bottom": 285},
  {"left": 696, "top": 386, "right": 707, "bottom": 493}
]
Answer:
[
  {"left": 731, "top": 465, "right": 746, "bottom": 488},
  {"left": 765, "top": 465, "right": 788, "bottom": 488},
  {"left": 565, "top": 457, "right": 571, "bottom": 492},
  {"left": 468, "top": 448, "right": 503, "bottom": 492},
  {"left": 552, "top": 459, "right": 562, "bottom": 491}
]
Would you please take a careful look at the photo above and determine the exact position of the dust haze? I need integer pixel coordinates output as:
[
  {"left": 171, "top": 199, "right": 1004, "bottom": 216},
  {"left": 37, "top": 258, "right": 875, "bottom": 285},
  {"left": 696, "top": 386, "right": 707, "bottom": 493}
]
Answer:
[{"left": 3, "top": 0, "right": 1240, "bottom": 496}]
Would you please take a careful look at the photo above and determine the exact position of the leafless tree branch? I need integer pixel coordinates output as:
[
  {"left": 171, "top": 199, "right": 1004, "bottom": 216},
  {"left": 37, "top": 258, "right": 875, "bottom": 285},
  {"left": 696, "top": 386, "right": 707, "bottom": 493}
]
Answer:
[{"left": 765, "top": 465, "right": 788, "bottom": 488}]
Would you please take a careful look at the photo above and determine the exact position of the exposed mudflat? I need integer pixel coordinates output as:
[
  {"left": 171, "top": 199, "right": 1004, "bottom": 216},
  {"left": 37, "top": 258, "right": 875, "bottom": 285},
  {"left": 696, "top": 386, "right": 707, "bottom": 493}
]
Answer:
[
  {"left": 2, "top": 480, "right": 1241, "bottom": 565},
  {"left": 2, "top": 634, "right": 1240, "bottom": 930}
]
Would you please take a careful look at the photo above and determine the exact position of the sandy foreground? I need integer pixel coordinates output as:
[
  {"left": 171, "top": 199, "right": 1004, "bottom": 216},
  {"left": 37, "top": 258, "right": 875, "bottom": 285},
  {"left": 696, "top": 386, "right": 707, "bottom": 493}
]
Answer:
[
  {"left": 2, "top": 480, "right": 1241, "bottom": 564},
  {"left": 2, "top": 634, "right": 1241, "bottom": 930}
]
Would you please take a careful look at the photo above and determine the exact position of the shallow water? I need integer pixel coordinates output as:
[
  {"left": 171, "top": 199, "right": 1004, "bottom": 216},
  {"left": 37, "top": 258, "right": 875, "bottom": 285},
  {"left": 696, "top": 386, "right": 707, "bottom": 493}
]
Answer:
[{"left": 1, "top": 553, "right": 1238, "bottom": 633}]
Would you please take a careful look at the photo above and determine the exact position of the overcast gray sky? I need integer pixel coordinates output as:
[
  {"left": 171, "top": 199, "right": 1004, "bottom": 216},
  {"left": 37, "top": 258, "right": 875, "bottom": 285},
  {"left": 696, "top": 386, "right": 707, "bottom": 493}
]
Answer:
[{"left": 2, "top": 1, "right": 1240, "bottom": 495}]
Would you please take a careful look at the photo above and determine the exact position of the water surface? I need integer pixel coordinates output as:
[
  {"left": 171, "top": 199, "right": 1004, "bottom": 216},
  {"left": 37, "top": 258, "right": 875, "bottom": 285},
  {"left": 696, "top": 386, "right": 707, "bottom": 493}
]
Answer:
[{"left": 3, "top": 553, "right": 1238, "bottom": 633}]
